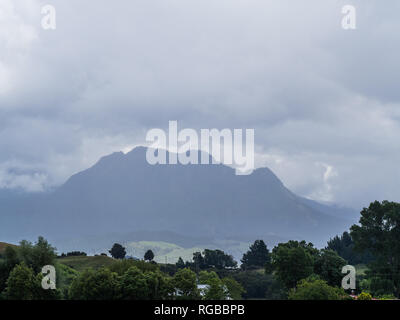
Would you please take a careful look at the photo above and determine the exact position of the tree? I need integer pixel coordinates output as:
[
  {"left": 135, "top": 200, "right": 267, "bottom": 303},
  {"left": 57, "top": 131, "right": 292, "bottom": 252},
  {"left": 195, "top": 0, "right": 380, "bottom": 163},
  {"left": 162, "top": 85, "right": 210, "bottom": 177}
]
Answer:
[
  {"left": 222, "top": 277, "right": 245, "bottom": 300},
  {"left": 13, "top": 237, "right": 57, "bottom": 274},
  {"left": 198, "top": 270, "right": 219, "bottom": 284},
  {"left": 197, "top": 271, "right": 230, "bottom": 300},
  {"left": 326, "top": 231, "right": 373, "bottom": 265},
  {"left": 4, "top": 263, "right": 36, "bottom": 300},
  {"left": 272, "top": 241, "right": 315, "bottom": 289},
  {"left": 314, "top": 249, "right": 346, "bottom": 287},
  {"left": 288, "top": 278, "right": 346, "bottom": 300},
  {"left": 144, "top": 250, "right": 155, "bottom": 262},
  {"left": 232, "top": 271, "right": 286, "bottom": 300},
  {"left": 241, "top": 240, "right": 271, "bottom": 270},
  {"left": 176, "top": 257, "right": 185, "bottom": 269},
  {"left": 351, "top": 201, "right": 400, "bottom": 297},
  {"left": 30, "top": 236, "right": 57, "bottom": 274},
  {"left": 69, "top": 268, "right": 119, "bottom": 300},
  {"left": 145, "top": 270, "right": 174, "bottom": 299},
  {"left": 192, "top": 252, "right": 205, "bottom": 271},
  {"left": 366, "top": 277, "right": 395, "bottom": 297},
  {"left": 203, "top": 249, "right": 237, "bottom": 269},
  {"left": 0, "top": 246, "right": 20, "bottom": 292},
  {"left": 34, "top": 272, "right": 61, "bottom": 300},
  {"left": 118, "top": 266, "right": 151, "bottom": 299},
  {"left": 172, "top": 268, "right": 200, "bottom": 300},
  {"left": 109, "top": 243, "right": 126, "bottom": 260},
  {"left": 203, "top": 277, "right": 227, "bottom": 300}
]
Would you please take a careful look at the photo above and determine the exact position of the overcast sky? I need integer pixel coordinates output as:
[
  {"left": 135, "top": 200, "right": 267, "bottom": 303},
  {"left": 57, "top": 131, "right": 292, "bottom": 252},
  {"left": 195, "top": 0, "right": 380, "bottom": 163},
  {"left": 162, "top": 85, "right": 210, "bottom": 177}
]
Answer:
[{"left": 0, "top": 0, "right": 399, "bottom": 209}]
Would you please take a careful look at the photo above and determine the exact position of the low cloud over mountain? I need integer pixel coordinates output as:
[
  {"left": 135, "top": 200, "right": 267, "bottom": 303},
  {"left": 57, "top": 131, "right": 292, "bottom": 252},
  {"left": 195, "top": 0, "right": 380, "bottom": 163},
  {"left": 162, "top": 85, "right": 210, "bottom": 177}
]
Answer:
[{"left": 0, "top": 147, "right": 357, "bottom": 248}]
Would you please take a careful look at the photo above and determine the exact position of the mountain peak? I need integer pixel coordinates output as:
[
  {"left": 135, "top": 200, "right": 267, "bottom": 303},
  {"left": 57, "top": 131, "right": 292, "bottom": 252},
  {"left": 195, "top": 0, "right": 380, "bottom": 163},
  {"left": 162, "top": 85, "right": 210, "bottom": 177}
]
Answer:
[{"left": 1, "top": 147, "right": 354, "bottom": 247}]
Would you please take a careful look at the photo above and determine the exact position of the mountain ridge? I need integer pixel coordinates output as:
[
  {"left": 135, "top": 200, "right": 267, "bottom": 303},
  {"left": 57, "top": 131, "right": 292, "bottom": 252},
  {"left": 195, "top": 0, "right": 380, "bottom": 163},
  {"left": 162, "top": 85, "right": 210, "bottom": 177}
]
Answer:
[{"left": 0, "top": 146, "right": 357, "bottom": 249}]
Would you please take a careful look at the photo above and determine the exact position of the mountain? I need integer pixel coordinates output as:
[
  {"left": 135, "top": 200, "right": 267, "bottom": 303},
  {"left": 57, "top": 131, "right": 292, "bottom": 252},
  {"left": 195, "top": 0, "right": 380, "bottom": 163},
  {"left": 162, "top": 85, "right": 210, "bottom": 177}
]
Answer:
[{"left": 0, "top": 147, "right": 358, "bottom": 250}]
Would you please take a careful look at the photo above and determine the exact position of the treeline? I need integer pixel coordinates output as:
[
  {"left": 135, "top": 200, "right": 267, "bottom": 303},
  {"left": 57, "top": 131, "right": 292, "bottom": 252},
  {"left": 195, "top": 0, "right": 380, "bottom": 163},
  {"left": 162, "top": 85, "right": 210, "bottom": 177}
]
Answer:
[
  {"left": 2, "top": 200, "right": 400, "bottom": 300},
  {"left": 59, "top": 251, "right": 87, "bottom": 258},
  {"left": 0, "top": 238, "right": 244, "bottom": 300}
]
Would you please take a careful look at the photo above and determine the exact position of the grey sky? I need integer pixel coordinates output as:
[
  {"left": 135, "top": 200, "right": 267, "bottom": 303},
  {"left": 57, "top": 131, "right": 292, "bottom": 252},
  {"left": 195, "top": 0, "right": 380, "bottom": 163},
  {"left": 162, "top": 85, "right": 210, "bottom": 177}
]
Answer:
[{"left": 0, "top": 0, "right": 399, "bottom": 209}]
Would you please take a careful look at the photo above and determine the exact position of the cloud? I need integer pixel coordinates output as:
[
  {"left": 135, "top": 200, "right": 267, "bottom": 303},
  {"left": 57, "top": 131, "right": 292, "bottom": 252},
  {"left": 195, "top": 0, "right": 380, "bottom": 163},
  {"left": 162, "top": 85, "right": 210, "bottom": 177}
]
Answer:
[{"left": 0, "top": 0, "right": 399, "bottom": 208}]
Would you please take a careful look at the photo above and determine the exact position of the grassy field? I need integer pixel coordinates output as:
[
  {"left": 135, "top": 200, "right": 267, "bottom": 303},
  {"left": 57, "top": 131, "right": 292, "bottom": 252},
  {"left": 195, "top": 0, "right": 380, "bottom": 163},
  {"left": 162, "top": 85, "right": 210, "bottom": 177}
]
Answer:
[
  {"left": 0, "top": 242, "right": 17, "bottom": 254},
  {"left": 57, "top": 255, "right": 115, "bottom": 272}
]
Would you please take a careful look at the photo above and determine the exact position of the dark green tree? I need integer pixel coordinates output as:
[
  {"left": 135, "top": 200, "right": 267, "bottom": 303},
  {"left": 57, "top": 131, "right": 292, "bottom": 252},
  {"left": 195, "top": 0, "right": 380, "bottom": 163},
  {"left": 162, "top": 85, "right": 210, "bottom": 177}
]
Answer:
[
  {"left": 109, "top": 243, "right": 126, "bottom": 260},
  {"left": 144, "top": 250, "right": 155, "bottom": 262},
  {"left": 232, "top": 271, "right": 286, "bottom": 300},
  {"left": 0, "top": 246, "right": 20, "bottom": 292},
  {"left": 172, "top": 268, "right": 200, "bottom": 300},
  {"left": 176, "top": 257, "right": 185, "bottom": 269},
  {"left": 69, "top": 268, "right": 119, "bottom": 300},
  {"left": 30, "top": 236, "right": 57, "bottom": 273},
  {"left": 0, "top": 237, "right": 57, "bottom": 296},
  {"left": 15, "top": 237, "right": 57, "bottom": 274},
  {"left": 145, "top": 270, "right": 174, "bottom": 299},
  {"left": 326, "top": 231, "right": 373, "bottom": 265},
  {"left": 203, "top": 249, "right": 237, "bottom": 270},
  {"left": 271, "top": 241, "right": 315, "bottom": 289},
  {"left": 314, "top": 249, "right": 346, "bottom": 287},
  {"left": 351, "top": 201, "right": 400, "bottom": 297},
  {"left": 118, "top": 266, "right": 151, "bottom": 299},
  {"left": 4, "top": 263, "right": 36, "bottom": 300},
  {"left": 193, "top": 252, "right": 205, "bottom": 271},
  {"left": 241, "top": 240, "right": 271, "bottom": 270}
]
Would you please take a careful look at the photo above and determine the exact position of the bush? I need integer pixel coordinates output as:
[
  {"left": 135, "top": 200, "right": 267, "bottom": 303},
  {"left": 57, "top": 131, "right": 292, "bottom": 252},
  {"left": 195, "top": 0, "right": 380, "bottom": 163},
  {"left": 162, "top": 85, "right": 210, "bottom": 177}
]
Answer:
[
  {"left": 288, "top": 279, "right": 346, "bottom": 300},
  {"left": 69, "top": 268, "right": 119, "bottom": 300},
  {"left": 357, "top": 291, "right": 372, "bottom": 300},
  {"left": 4, "top": 263, "right": 36, "bottom": 300},
  {"left": 231, "top": 270, "right": 286, "bottom": 300}
]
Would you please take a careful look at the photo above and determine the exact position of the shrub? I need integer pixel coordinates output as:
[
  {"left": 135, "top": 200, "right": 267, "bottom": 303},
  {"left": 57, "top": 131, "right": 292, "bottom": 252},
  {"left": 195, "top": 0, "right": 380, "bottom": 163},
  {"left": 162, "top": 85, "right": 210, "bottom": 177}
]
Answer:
[
  {"left": 357, "top": 291, "right": 372, "bottom": 300},
  {"left": 288, "top": 279, "right": 345, "bottom": 300}
]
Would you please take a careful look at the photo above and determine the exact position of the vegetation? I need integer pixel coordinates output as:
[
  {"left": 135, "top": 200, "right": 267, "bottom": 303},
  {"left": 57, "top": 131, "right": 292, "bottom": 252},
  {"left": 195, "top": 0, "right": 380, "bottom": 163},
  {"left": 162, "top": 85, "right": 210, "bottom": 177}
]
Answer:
[
  {"left": 3, "top": 200, "right": 400, "bottom": 300},
  {"left": 241, "top": 240, "right": 271, "bottom": 270},
  {"left": 357, "top": 291, "right": 372, "bottom": 300},
  {"left": 314, "top": 249, "right": 346, "bottom": 287},
  {"left": 109, "top": 243, "right": 126, "bottom": 260},
  {"left": 144, "top": 250, "right": 155, "bottom": 262},
  {"left": 326, "top": 231, "right": 373, "bottom": 265},
  {"left": 288, "top": 278, "right": 346, "bottom": 300},
  {"left": 56, "top": 255, "right": 115, "bottom": 272},
  {"left": 59, "top": 251, "right": 87, "bottom": 257},
  {"left": 0, "top": 242, "right": 18, "bottom": 256},
  {"left": 271, "top": 241, "right": 315, "bottom": 289}
]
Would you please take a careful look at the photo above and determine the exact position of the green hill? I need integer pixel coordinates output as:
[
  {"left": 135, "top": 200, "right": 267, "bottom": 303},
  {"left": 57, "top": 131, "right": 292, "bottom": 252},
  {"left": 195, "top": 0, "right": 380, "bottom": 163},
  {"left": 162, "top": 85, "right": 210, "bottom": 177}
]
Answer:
[
  {"left": 0, "top": 242, "right": 17, "bottom": 254},
  {"left": 124, "top": 240, "right": 251, "bottom": 264},
  {"left": 124, "top": 241, "right": 204, "bottom": 263},
  {"left": 57, "top": 255, "right": 115, "bottom": 272}
]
